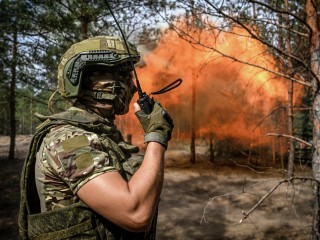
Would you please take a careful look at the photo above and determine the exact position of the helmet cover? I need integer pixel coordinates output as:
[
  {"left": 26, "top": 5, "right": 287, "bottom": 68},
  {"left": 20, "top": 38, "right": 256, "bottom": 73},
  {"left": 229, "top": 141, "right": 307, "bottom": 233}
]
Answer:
[{"left": 58, "top": 36, "right": 140, "bottom": 98}]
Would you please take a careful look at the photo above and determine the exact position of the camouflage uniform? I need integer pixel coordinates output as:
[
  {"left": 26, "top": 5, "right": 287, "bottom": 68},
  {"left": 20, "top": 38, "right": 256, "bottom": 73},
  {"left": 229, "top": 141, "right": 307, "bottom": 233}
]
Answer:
[
  {"left": 19, "top": 105, "right": 157, "bottom": 240},
  {"left": 19, "top": 35, "right": 166, "bottom": 240}
]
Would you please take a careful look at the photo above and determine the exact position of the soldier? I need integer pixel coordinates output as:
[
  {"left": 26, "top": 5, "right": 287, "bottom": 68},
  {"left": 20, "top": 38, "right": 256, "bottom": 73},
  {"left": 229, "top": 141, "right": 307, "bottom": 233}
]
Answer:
[{"left": 19, "top": 36, "right": 173, "bottom": 239}]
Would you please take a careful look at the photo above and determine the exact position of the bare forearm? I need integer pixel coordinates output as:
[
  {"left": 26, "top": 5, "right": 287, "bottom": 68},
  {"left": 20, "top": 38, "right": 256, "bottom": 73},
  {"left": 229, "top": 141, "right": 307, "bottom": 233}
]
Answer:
[
  {"left": 77, "top": 143, "right": 166, "bottom": 232},
  {"left": 127, "top": 142, "right": 165, "bottom": 223}
]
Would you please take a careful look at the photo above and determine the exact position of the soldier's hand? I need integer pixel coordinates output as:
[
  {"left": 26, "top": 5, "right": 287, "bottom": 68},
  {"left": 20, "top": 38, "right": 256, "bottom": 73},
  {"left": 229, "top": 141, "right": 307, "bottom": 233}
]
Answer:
[{"left": 134, "top": 102, "right": 174, "bottom": 148}]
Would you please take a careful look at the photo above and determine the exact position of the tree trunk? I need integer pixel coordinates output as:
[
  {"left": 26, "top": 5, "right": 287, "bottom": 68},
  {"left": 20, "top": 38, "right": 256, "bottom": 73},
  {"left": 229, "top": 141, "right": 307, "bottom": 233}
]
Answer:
[
  {"left": 30, "top": 95, "right": 33, "bottom": 134},
  {"left": 277, "top": 7, "right": 285, "bottom": 169},
  {"left": 313, "top": 92, "right": 320, "bottom": 239},
  {"left": 190, "top": 70, "right": 196, "bottom": 164},
  {"left": 8, "top": 28, "right": 17, "bottom": 161},
  {"left": 305, "top": 0, "right": 320, "bottom": 238},
  {"left": 79, "top": 2, "right": 91, "bottom": 40},
  {"left": 190, "top": 0, "right": 196, "bottom": 164},
  {"left": 285, "top": 0, "right": 295, "bottom": 177},
  {"left": 80, "top": 16, "right": 89, "bottom": 40},
  {"left": 209, "top": 133, "right": 214, "bottom": 163},
  {"left": 287, "top": 80, "right": 295, "bottom": 177}
]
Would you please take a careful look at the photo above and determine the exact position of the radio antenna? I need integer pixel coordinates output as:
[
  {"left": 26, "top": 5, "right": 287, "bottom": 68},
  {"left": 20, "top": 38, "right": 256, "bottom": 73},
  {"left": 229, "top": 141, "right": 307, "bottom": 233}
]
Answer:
[
  {"left": 104, "top": 0, "right": 144, "bottom": 97},
  {"left": 104, "top": 0, "right": 182, "bottom": 113}
]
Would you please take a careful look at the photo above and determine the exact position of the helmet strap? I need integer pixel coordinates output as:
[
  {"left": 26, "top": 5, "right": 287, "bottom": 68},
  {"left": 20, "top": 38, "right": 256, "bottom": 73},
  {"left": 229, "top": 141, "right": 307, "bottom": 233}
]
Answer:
[
  {"left": 81, "top": 89, "right": 117, "bottom": 101},
  {"left": 48, "top": 89, "right": 59, "bottom": 114}
]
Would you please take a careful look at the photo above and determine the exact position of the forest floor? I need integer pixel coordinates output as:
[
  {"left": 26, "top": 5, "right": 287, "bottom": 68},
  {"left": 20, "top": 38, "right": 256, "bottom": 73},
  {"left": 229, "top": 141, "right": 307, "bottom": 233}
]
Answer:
[{"left": 0, "top": 135, "right": 315, "bottom": 240}]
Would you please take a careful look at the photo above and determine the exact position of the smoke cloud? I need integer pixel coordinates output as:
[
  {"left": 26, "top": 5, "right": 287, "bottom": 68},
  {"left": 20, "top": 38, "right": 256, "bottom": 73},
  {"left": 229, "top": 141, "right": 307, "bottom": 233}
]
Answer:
[{"left": 118, "top": 24, "right": 301, "bottom": 149}]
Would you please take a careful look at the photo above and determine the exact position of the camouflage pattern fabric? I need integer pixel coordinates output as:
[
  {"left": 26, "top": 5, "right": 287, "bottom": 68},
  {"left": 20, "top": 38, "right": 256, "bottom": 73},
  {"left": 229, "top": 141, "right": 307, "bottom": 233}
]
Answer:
[
  {"left": 34, "top": 106, "right": 142, "bottom": 212},
  {"left": 35, "top": 124, "right": 120, "bottom": 211},
  {"left": 19, "top": 106, "right": 159, "bottom": 239}
]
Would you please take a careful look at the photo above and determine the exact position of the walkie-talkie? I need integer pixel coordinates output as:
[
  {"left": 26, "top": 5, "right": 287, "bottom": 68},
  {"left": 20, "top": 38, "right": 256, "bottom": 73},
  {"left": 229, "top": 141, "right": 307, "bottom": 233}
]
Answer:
[
  {"left": 137, "top": 87, "right": 154, "bottom": 114},
  {"left": 105, "top": 0, "right": 182, "bottom": 114}
]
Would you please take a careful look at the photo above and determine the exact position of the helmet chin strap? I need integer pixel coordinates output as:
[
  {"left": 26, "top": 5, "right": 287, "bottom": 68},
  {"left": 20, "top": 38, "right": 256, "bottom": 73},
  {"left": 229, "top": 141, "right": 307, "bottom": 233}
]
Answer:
[{"left": 80, "top": 85, "right": 126, "bottom": 116}]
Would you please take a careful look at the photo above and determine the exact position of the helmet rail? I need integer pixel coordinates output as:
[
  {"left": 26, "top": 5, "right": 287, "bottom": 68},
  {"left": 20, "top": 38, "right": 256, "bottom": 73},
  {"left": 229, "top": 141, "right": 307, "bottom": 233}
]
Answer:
[{"left": 65, "top": 50, "right": 137, "bottom": 86}]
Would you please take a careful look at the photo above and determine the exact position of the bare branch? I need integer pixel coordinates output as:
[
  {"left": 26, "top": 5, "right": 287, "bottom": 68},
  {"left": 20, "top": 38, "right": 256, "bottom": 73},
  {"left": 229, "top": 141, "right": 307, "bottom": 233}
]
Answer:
[
  {"left": 201, "top": 0, "right": 318, "bottom": 83},
  {"left": 239, "top": 177, "right": 315, "bottom": 223},
  {"left": 247, "top": 0, "right": 308, "bottom": 27},
  {"left": 266, "top": 133, "right": 313, "bottom": 147},
  {"left": 230, "top": 159, "right": 287, "bottom": 175},
  {"left": 201, "top": 176, "right": 315, "bottom": 225},
  {"left": 240, "top": 179, "right": 283, "bottom": 223},
  {"left": 152, "top": 4, "right": 312, "bottom": 86},
  {"left": 253, "top": 106, "right": 286, "bottom": 131},
  {"left": 170, "top": 23, "right": 312, "bottom": 86},
  {"left": 200, "top": 179, "right": 273, "bottom": 224}
]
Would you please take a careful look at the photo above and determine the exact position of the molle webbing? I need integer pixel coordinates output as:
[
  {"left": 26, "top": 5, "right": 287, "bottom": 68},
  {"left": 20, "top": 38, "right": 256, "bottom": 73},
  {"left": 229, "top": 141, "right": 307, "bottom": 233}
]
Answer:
[{"left": 27, "top": 202, "right": 96, "bottom": 240}]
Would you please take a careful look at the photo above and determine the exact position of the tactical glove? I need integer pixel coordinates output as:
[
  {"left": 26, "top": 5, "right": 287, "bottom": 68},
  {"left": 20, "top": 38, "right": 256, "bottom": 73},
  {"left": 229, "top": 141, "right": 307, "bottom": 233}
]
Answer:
[{"left": 135, "top": 102, "right": 174, "bottom": 148}]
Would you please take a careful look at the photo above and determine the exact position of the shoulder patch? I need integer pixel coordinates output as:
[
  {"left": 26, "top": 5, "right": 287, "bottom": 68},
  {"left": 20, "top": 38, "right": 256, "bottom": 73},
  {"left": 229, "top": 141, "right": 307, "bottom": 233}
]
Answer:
[
  {"left": 75, "top": 152, "right": 94, "bottom": 170},
  {"left": 61, "top": 135, "right": 89, "bottom": 152}
]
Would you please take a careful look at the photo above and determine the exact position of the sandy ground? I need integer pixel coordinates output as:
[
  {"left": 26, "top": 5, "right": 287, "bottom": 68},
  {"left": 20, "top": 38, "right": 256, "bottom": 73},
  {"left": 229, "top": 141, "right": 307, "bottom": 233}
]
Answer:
[
  {"left": 0, "top": 136, "right": 315, "bottom": 240},
  {"left": 156, "top": 149, "right": 314, "bottom": 240}
]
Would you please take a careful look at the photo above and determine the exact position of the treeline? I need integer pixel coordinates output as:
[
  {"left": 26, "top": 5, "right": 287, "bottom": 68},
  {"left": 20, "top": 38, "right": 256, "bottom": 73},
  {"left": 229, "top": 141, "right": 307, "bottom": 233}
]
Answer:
[{"left": 0, "top": 0, "right": 315, "bottom": 165}]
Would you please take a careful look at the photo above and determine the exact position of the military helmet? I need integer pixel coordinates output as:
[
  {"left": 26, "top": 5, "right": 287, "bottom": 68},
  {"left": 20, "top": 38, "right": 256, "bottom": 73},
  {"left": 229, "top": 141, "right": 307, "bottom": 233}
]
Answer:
[{"left": 58, "top": 36, "right": 140, "bottom": 98}]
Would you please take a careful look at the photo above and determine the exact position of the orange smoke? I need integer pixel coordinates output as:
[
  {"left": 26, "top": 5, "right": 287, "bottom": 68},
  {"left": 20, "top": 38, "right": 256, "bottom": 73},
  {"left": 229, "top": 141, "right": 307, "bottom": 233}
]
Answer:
[{"left": 117, "top": 23, "right": 300, "bottom": 149}]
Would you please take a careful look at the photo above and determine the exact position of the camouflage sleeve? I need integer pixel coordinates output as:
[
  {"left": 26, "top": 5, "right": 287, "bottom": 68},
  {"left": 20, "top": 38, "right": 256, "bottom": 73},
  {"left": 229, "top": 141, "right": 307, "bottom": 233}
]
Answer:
[{"left": 42, "top": 124, "right": 119, "bottom": 194}]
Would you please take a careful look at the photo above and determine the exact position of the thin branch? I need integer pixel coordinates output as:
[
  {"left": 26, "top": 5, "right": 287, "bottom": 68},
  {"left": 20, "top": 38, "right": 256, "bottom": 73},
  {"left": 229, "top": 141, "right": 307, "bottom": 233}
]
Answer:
[
  {"left": 201, "top": 177, "right": 316, "bottom": 224},
  {"left": 200, "top": 179, "right": 274, "bottom": 224},
  {"left": 152, "top": 6, "right": 312, "bottom": 86},
  {"left": 230, "top": 159, "right": 287, "bottom": 175},
  {"left": 240, "top": 179, "right": 284, "bottom": 223},
  {"left": 266, "top": 133, "right": 313, "bottom": 147},
  {"left": 247, "top": 0, "right": 308, "bottom": 27},
  {"left": 239, "top": 177, "right": 315, "bottom": 223},
  {"left": 201, "top": 0, "right": 318, "bottom": 83},
  {"left": 253, "top": 106, "right": 286, "bottom": 131},
  {"left": 237, "top": 13, "right": 308, "bottom": 38},
  {"left": 172, "top": 24, "right": 312, "bottom": 86}
]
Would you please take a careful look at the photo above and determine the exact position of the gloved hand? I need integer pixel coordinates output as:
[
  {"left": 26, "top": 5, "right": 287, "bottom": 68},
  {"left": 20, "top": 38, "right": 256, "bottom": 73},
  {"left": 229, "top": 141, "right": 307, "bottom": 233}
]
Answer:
[{"left": 135, "top": 102, "right": 174, "bottom": 148}]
